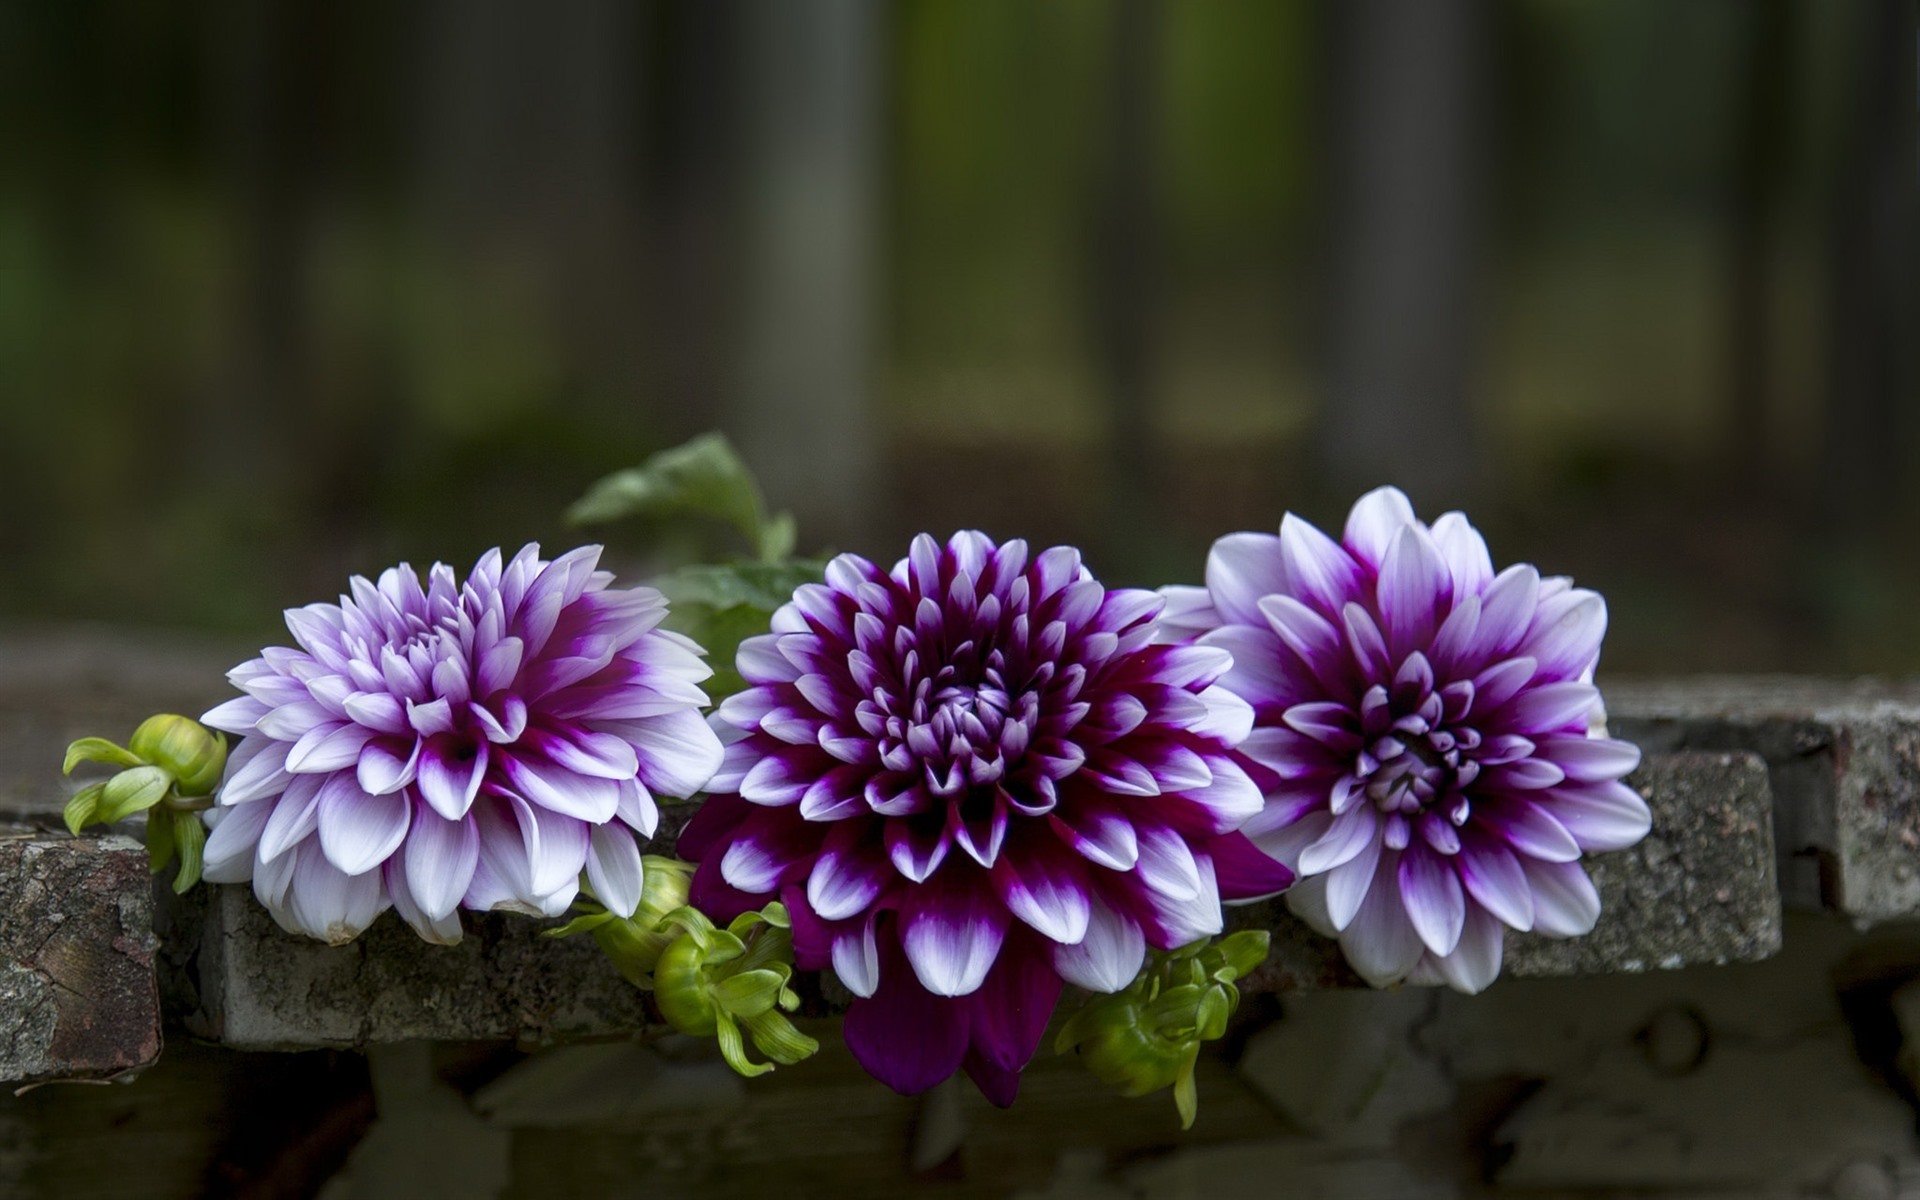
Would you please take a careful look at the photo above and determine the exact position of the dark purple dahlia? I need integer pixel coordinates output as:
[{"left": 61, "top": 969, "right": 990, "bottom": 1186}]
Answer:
[
  {"left": 679, "top": 532, "right": 1291, "bottom": 1103},
  {"left": 1159, "top": 489, "right": 1649, "bottom": 993},
  {"left": 199, "top": 545, "right": 724, "bottom": 944}
]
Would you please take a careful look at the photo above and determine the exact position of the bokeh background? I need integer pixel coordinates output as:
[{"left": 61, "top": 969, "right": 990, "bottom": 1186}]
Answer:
[{"left": 2, "top": 0, "right": 1915, "bottom": 674}]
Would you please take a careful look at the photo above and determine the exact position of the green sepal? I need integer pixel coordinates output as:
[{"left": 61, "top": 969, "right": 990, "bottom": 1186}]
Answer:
[
  {"left": 1173, "top": 1049, "right": 1201, "bottom": 1130},
  {"left": 146, "top": 805, "right": 177, "bottom": 873},
  {"left": 1211, "top": 930, "right": 1270, "bottom": 979},
  {"left": 543, "top": 909, "right": 618, "bottom": 939},
  {"left": 714, "top": 968, "right": 787, "bottom": 1018},
  {"left": 742, "top": 1010, "right": 819, "bottom": 1066},
  {"left": 171, "top": 811, "right": 206, "bottom": 893},
  {"left": 63, "top": 738, "right": 142, "bottom": 775},
  {"left": 713, "top": 1012, "right": 774, "bottom": 1078},
  {"left": 62, "top": 782, "right": 107, "bottom": 835},
  {"left": 98, "top": 766, "right": 173, "bottom": 823}
]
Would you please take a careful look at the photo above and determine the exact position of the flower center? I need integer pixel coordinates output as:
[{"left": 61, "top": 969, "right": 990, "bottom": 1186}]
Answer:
[{"left": 1345, "top": 657, "right": 1486, "bottom": 854}]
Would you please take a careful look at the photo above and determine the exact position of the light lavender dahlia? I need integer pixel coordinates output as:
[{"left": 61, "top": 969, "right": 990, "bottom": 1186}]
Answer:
[
  {"left": 678, "top": 532, "right": 1292, "bottom": 1104},
  {"left": 198, "top": 544, "right": 724, "bottom": 944},
  {"left": 1158, "top": 488, "right": 1649, "bottom": 993}
]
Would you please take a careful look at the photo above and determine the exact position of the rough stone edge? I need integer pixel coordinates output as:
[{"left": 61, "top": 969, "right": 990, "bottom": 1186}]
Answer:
[
  {"left": 0, "top": 829, "right": 162, "bottom": 1085},
  {"left": 1608, "top": 676, "right": 1920, "bottom": 922}
]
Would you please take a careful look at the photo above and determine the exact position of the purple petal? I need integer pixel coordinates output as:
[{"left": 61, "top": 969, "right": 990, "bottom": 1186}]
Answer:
[
  {"left": 498, "top": 751, "right": 620, "bottom": 823},
  {"left": 280, "top": 843, "right": 388, "bottom": 945},
  {"left": 1204, "top": 532, "right": 1288, "bottom": 625},
  {"left": 807, "top": 825, "right": 888, "bottom": 921},
  {"left": 965, "top": 944, "right": 1063, "bottom": 1074},
  {"left": 385, "top": 856, "right": 464, "bottom": 944},
  {"left": 1296, "top": 804, "right": 1380, "bottom": 876},
  {"left": 1546, "top": 780, "right": 1652, "bottom": 852},
  {"left": 992, "top": 835, "right": 1091, "bottom": 944},
  {"left": 201, "top": 801, "right": 271, "bottom": 884},
  {"left": 1338, "top": 854, "right": 1425, "bottom": 986},
  {"left": 1050, "top": 799, "right": 1138, "bottom": 871},
  {"left": 901, "top": 876, "right": 1009, "bottom": 997},
  {"left": 258, "top": 774, "right": 326, "bottom": 862},
  {"left": 1324, "top": 834, "right": 1382, "bottom": 930},
  {"left": 585, "top": 824, "right": 645, "bottom": 917},
  {"left": 842, "top": 944, "right": 969, "bottom": 1096},
  {"left": 1537, "top": 735, "right": 1641, "bottom": 784},
  {"left": 1525, "top": 858, "right": 1601, "bottom": 937},
  {"left": 418, "top": 737, "right": 489, "bottom": 820},
  {"left": 1429, "top": 512, "right": 1495, "bottom": 597},
  {"left": 831, "top": 915, "right": 882, "bottom": 997},
  {"left": 1399, "top": 846, "right": 1466, "bottom": 956},
  {"left": 1278, "top": 513, "right": 1360, "bottom": 614},
  {"left": 1458, "top": 837, "right": 1534, "bottom": 931},
  {"left": 1376, "top": 523, "right": 1450, "bottom": 653},
  {"left": 355, "top": 738, "right": 420, "bottom": 796},
  {"left": 1052, "top": 894, "right": 1146, "bottom": 993},
  {"left": 317, "top": 778, "right": 411, "bottom": 875},
  {"left": 1343, "top": 485, "right": 1419, "bottom": 566},
  {"left": 1482, "top": 800, "right": 1583, "bottom": 863},
  {"left": 1431, "top": 905, "right": 1504, "bottom": 993},
  {"left": 403, "top": 801, "right": 480, "bottom": 920}
]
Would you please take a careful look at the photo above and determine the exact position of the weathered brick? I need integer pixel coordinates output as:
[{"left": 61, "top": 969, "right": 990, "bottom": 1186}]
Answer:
[
  {"left": 0, "top": 831, "right": 160, "bottom": 1085},
  {"left": 1609, "top": 676, "right": 1920, "bottom": 922},
  {"left": 1235, "top": 750, "right": 1782, "bottom": 990}
]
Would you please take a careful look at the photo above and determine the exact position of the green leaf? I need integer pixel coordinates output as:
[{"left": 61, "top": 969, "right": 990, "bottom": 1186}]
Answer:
[
  {"left": 757, "top": 511, "right": 797, "bottom": 562},
  {"left": 62, "top": 782, "right": 106, "bottom": 835},
  {"left": 63, "top": 738, "right": 142, "bottom": 775},
  {"left": 656, "top": 560, "right": 829, "bottom": 614},
  {"left": 171, "top": 811, "right": 206, "bottom": 893},
  {"left": 568, "top": 433, "right": 785, "bottom": 555},
  {"left": 145, "top": 805, "right": 176, "bottom": 873},
  {"left": 97, "top": 766, "right": 173, "bottom": 823}
]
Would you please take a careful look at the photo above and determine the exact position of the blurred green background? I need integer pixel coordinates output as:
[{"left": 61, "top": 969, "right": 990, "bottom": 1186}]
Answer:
[{"left": 1, "top": 0, "right": 1914, "bottom": 674}]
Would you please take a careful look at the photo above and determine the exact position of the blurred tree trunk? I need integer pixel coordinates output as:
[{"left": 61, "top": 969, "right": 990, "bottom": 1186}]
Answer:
[
  {"left": 641, "top": 2, "right": 737, "bottom": 445},
  {"left": 1316, "top": 0, "right": 1485, "bottom": 506},
  {"left": 728, "top": 0, "right": 882, "bottom": 552},
  {"left": 1090, "top": 0, "right": 1162, "bottom": 573},
  {"left": 1723, "top": 0, "right": 1791, "bottom": 484},
  {"left": 1818, "top": 0, "right": 1918, "bottom": 530}
]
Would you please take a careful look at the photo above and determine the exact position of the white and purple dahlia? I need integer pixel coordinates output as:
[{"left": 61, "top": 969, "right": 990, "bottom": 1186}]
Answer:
[
  {"left": 198, "top": 544, "right": 725, "bottom": 945},
  {"left": 1159, "top": 488, "right": 1650, "bottom": 993},
  {"left": 678, "top": 532, "right": 1292, "bottom": 1104}
]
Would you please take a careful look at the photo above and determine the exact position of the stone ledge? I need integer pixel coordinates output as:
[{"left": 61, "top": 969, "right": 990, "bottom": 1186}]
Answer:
[
  {"left": 161, "top": 884, "right": 652, "bottom": 1052},
  {"left": 154, "top": 748, "right": 1777, "bottom": 1049},
  {"left": 1607, "top": 676, "right": 1920, "bottom": 922},
  {"left": 1237, "top": 750, "right": 1781, "bottom": 990},
  {"left": 0, "top": 830, "right": 161, "bottom": 1085}
]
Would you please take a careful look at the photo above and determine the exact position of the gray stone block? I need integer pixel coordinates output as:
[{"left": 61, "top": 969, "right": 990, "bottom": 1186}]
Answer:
[
  {"left": 0, "top": 831, "right": 161, "bottom": 1085},
  {"left": 1608, "top": 676, "right": 1920, "bottom": 922},
  {"left": 166, "top": 885, "right": 651, "bottom": 1051},
  {"left": 1234, "top": 750, "right": 1782, "bottom": 991}
]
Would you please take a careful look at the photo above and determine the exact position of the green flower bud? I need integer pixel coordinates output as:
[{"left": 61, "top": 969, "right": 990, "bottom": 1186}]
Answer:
[
  {"left": 547, "top": 856, "right": 698, "bottom": 986},
  {"left": 1057, "top": 930, "right": 1271, "bottom": 1129},
  {"left": 649, "top": 903, "right": 818, "bottom": 1079},
  {"left": 60, "top": 713, "right": 228, "bottom": 893},
  {"left": 128, "top": 714, "right": 227, "bottom": 796}
]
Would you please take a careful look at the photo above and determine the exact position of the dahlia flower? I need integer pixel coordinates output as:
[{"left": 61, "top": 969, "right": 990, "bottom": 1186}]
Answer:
[
  {"left": 678, "top": 532, "right": 1292, "bottom": 1104},
  {"left": 1158, "top": 489, "right": 1649, "bottom": 993},
  {"left": 198, "top": 544, "right": 725, "bottom": 945}
]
